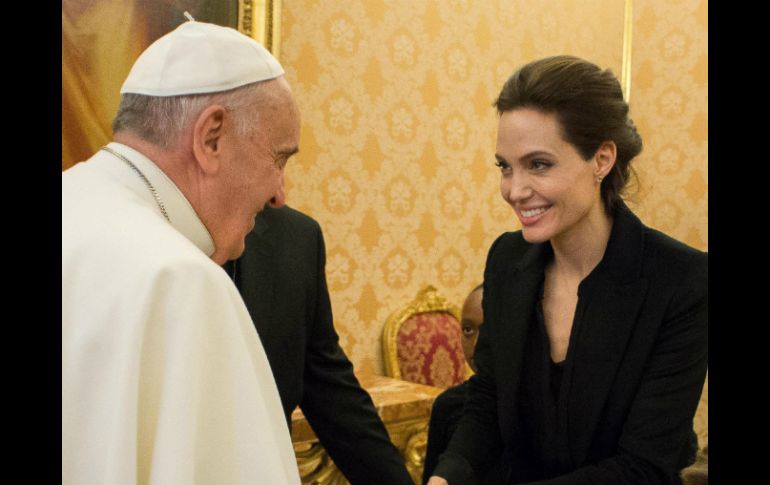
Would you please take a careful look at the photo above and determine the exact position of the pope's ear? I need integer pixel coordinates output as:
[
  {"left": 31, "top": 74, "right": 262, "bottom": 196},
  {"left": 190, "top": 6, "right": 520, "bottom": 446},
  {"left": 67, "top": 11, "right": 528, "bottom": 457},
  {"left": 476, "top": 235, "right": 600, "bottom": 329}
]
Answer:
[{"left": 191, "top": 104, "right": 226, "bottom": 175}]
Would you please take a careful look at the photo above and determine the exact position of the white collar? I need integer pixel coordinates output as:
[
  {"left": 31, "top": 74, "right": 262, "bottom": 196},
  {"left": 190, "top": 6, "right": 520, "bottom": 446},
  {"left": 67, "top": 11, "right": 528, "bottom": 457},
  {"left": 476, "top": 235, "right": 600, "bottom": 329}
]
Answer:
[{"left": 105, "top": 142, "right": 216, "bottom": 257}]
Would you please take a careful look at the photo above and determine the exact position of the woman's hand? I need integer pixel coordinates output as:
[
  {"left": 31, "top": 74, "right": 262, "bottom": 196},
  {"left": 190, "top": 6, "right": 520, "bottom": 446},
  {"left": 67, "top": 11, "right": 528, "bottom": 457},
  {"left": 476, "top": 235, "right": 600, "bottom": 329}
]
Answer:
[{"left": 427, "top": 477, "right": 449, "bottom": 485}]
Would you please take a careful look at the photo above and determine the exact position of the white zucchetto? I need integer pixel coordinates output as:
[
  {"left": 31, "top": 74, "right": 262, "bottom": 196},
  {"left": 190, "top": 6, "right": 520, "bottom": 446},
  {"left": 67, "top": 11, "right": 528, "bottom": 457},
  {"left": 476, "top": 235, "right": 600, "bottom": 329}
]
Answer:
[{"left": 120, "top": 19, "right": 284, "bottom": 97}]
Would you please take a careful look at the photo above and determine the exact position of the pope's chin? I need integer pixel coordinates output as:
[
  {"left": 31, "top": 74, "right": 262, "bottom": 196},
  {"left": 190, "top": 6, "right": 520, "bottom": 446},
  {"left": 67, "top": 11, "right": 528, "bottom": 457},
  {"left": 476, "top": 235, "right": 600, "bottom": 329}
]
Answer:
[
  {"left": 213, "top": 239, "right": 246, "bottom": 264},
  {"left": 210, "top": 226, "right": 250, "bottom": 264},
  {"left": 232, "top": 223, "right": 253, "bottom": 259},
  {"left": 233, "top": 240, "right": 247, "bottom": 260}
]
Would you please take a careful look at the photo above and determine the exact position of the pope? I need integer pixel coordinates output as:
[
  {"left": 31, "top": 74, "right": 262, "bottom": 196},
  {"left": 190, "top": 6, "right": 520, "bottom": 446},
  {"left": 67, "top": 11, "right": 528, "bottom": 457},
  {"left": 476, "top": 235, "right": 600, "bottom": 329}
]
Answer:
[{"left": 62, "top": 18, "right": 301, "bottom": 484}]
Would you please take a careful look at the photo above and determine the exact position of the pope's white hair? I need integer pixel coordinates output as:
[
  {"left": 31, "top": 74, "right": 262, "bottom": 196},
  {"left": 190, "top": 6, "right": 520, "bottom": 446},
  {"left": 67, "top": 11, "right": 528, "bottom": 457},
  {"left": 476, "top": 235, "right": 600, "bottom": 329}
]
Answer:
[{"left": 112, "top": 80, "right": 280, "bottom": 148}]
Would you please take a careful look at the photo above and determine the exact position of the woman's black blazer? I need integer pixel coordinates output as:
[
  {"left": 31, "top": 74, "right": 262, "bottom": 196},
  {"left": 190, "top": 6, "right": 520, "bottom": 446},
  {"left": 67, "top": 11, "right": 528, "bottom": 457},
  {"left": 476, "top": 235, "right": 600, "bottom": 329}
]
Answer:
[{"left": 433, "top": 204, "right": 708, "bottom": 484}]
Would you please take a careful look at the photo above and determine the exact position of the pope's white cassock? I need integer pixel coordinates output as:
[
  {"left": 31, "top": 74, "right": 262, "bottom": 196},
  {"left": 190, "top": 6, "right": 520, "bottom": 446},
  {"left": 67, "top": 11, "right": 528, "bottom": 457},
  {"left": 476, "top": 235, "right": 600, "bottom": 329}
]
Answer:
[{"left": 62, "top": 142, "right": 301, "bottom": 484}]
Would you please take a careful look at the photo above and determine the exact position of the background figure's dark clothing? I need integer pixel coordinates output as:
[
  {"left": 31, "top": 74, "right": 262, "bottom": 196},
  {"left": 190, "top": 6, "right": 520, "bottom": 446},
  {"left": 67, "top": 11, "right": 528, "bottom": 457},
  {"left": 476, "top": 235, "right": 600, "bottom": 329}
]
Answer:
[
  {"left": 423, "top": 382, "right": 469, "bottom": 483},
  {"left": 224, "top": 206, "right": 412, "bottom": 485},
  {"left": 433, "top": 203, "right": 708, "bottom": 484}
]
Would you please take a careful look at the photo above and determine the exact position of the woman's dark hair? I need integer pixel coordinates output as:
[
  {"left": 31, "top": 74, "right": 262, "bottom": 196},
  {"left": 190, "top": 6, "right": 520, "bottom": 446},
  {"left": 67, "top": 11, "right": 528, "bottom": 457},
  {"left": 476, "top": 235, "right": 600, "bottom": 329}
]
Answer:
[{"left": 494, "top": 55, "right": 642, "bottom": 214}]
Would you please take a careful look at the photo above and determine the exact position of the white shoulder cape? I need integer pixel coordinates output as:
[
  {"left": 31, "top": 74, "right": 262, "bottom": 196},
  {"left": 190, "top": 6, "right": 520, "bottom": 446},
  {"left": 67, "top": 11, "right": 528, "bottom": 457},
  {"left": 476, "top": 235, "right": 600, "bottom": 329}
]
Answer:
[{"left": 62, "top": 144, "right": 300, "bottom": 484}]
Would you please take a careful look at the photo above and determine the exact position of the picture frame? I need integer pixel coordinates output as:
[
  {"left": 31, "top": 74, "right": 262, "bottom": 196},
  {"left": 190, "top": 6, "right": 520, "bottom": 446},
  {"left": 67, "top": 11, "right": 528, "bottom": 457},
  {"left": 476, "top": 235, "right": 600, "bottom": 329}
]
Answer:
[{"left": 238, "top": 0, "right": 282, "bottom": 58}]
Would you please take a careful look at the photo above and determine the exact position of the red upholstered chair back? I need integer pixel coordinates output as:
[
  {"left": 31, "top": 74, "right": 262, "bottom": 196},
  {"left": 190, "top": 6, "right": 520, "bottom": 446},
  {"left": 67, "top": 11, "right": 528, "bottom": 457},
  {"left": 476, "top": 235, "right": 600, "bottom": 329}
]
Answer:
[{"left": 382, "top": 286, "right": 469, "bottom": 389}]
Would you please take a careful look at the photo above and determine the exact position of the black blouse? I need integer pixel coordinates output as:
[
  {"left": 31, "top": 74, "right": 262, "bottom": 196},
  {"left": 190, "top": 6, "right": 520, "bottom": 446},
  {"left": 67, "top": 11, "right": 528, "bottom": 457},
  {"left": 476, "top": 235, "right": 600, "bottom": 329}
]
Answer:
[{"left": 517, "top": 285, "right": 575, "bottom": 480}]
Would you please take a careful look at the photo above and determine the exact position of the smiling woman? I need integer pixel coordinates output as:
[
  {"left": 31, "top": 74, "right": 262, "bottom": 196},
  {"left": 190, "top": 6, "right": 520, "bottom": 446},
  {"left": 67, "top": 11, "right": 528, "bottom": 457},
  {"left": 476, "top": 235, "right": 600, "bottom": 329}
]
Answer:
[
  {"left": 428, "top": 55, "right": 708, "bottom": 485},
  {"left": 62, "top": 0, "right": 279, "bottom": 171}
]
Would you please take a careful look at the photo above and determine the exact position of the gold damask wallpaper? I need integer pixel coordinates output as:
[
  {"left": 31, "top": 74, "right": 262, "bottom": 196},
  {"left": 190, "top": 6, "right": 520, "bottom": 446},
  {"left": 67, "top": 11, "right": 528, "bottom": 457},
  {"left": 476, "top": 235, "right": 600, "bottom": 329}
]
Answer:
[
  {"left": 627, "top": 0, "right": 708, "bottom": 252},
  {"left": 279, "top": 0, "right": 707, "bottom": 377}
]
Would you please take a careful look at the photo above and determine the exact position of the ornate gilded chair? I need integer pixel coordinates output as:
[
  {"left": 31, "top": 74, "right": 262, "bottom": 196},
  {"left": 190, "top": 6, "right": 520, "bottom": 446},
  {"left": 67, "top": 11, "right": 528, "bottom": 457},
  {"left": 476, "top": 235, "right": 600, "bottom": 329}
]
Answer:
[{"left": 382, "top": 285, "right": 469, "bottom": 389}]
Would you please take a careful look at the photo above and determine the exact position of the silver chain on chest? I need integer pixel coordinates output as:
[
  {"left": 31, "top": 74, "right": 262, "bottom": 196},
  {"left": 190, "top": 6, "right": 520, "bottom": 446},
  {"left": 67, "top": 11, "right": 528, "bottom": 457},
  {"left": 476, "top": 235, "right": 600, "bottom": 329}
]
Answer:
[{"left": 100, "top": 146, "right": 171, "bottom": 222}]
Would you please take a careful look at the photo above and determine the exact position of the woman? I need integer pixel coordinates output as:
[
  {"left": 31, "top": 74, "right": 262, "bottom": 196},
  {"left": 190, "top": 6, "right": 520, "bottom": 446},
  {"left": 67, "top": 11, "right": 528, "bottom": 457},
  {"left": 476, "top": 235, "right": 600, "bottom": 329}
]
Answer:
[{"left": 428, "top": 56, "right": 707, "bottom": 484}]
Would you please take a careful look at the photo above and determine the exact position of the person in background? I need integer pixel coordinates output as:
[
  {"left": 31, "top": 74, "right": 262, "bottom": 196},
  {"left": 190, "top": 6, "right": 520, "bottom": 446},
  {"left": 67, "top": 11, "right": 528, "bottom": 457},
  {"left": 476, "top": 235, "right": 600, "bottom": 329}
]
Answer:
[
  {"left": 224, "top": 204, "right": 414, "bottom": 485},
  {"left": 428, "top": 55, "right": 707, "bottom": 484},
  {"left": 422, "top": 284, "right": 484, "bottom": 483},
  {"left": 62, "top": 19, "right": 302, "bottom": 484}
]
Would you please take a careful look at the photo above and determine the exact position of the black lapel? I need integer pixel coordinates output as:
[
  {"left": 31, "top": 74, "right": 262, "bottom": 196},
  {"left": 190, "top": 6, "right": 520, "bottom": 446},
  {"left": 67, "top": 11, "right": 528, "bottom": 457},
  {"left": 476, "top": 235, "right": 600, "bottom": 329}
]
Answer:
[
  {"left": 565, "top": 205, "right": 650, "bottom": 464},
  {"left": 496, "top": 242, "right": 549, "bottom": 439},
  {"left": 238, "top": 212, "right": 276, "bottom": 333}
]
